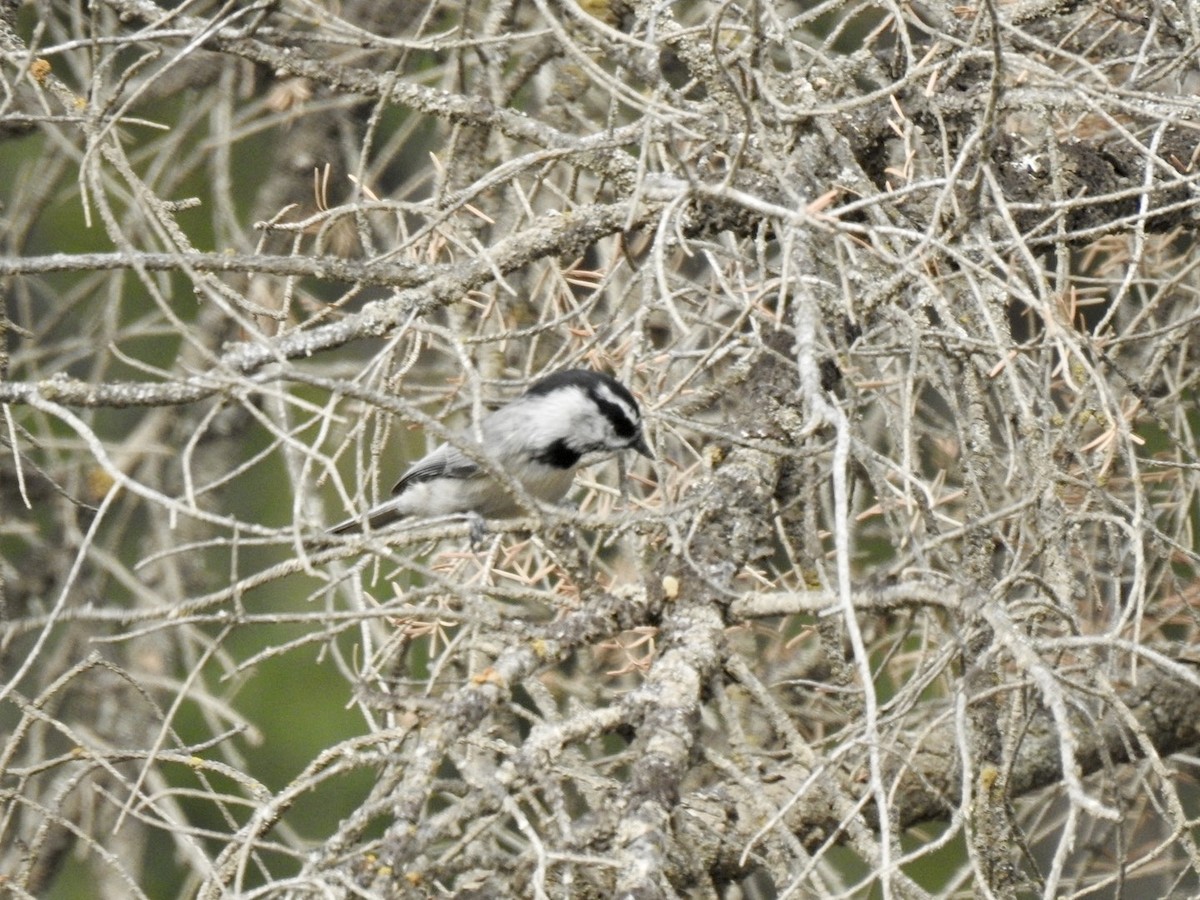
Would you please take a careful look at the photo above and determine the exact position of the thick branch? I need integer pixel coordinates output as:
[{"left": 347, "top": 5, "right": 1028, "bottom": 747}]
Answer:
[
  {"left": 0, "top": 251, "right": 433, "bottom": 286},
  {"left": 0, "top": 201, "right": 653, "bottom": 408},
  {"left": 690, "top": 661, "right": 1200, "bottom": 878}
]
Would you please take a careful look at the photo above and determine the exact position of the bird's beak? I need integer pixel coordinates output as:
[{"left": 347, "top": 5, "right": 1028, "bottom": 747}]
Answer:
[{"left": 631, "top": 433, "right": 655, "bottom": 460}]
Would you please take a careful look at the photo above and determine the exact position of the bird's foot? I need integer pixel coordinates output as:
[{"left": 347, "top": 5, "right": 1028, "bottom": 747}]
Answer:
[{"left": 466, "top": 512, "right": 487, "bottom": 549}]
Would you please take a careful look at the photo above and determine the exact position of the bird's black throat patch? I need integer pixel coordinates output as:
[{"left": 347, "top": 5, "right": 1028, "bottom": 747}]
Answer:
[{"left": 534, "top": 438, "right": 583, "bottom": 469}]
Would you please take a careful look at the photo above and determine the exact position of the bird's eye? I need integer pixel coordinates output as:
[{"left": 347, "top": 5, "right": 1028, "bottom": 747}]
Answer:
[
  {"left": 589, "top": 389, "right": 639, "bottom": 439},
  {"left": 613, "top": 418, "right": 636, "bottom": 439}
]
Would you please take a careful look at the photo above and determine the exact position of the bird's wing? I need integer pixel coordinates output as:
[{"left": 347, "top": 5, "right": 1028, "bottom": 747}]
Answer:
[{"left": 391, "top": 442, "right": 480, "bottom": 494}]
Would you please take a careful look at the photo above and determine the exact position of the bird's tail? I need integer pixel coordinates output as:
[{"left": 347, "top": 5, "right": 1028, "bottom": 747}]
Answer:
[{"left": 328, "top": 503, "right": 405, "bottom": 535}]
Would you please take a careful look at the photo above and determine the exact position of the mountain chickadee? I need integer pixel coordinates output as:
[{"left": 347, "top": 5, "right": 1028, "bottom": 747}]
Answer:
[{"left": 330, "top": 369, "right": 653, "bottom": 534}]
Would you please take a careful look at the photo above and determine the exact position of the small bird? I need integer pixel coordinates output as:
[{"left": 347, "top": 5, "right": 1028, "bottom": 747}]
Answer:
[{"left": 330, "top": 369, "right": 653, "bottom": 534}]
